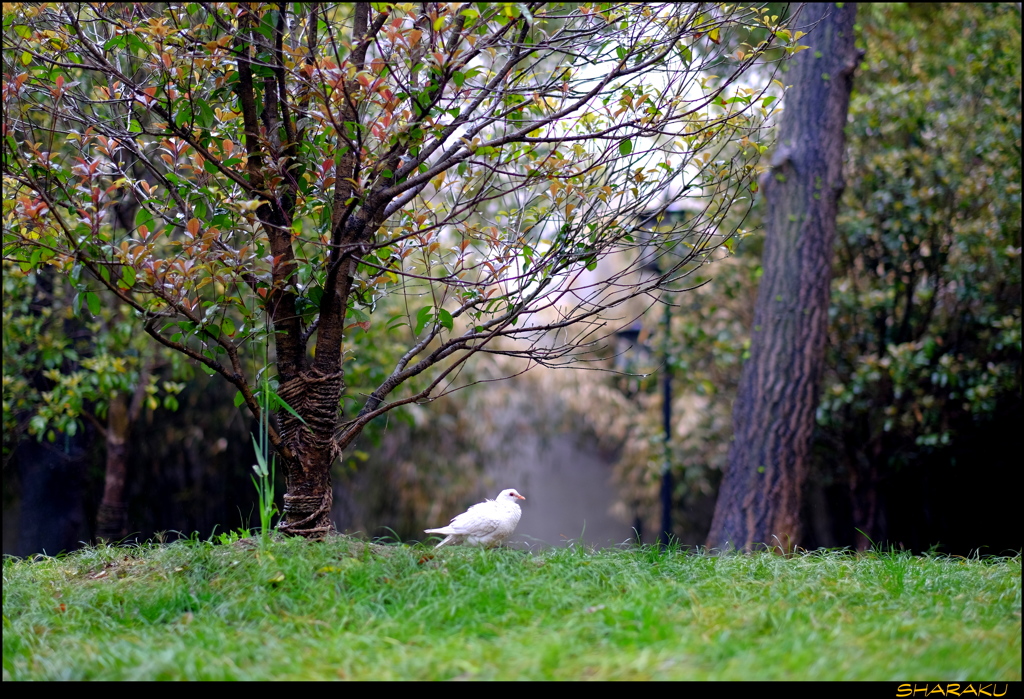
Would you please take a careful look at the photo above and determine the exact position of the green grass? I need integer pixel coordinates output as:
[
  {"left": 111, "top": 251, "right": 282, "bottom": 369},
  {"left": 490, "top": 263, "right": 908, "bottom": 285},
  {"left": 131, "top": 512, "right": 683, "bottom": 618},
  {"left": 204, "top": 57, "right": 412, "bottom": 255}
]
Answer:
[{"left": 3, "top": 536, "right": 1020, "bottom": 680}]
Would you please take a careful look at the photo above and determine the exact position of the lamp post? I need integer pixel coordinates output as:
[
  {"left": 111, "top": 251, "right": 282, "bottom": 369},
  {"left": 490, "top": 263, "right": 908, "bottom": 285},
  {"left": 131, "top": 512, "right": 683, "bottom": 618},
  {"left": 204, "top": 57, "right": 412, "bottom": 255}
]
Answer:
[
  {"left": 657, "top": 300, "right": 673, "bottom": 548},
  {"left": 617, "top": 207, "right": 690, "bottom": 548}
]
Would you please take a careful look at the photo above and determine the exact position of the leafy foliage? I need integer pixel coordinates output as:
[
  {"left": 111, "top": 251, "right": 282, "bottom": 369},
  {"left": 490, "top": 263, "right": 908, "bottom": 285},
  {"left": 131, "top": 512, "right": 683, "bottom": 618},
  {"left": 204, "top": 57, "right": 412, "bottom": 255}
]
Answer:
[
  {"left": 2, "top": 263, "right": 186, "bottom": 456},
  {"left": 818, "top": 3, "right": 1021, "bottom": 468},
  {"left": 2, "top": 2, "right": 794, "bottom": 432}
]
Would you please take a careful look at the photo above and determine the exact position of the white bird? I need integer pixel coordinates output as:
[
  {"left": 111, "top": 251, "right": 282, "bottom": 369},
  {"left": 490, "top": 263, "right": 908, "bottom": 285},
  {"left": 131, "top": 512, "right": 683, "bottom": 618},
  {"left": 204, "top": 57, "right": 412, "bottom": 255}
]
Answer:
[{"left": 424, "top": 489, "right": 525, "bottom": 549}]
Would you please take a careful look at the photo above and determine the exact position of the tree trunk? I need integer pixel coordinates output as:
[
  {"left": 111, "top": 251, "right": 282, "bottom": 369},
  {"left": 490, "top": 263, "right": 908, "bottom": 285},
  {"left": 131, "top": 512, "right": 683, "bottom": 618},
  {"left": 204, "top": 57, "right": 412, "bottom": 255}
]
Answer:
[
  {"left": 95, "top": 393, "right": 130, "bottom": 541},
  {"left": 275, "top": 369, "right": 344, "bottom": 537},
  {"left": 94, "top": 354, "right": 154, "bottom": 542},
  {"left": 706, "top": 3, "right": 860, "bottom": 552}
]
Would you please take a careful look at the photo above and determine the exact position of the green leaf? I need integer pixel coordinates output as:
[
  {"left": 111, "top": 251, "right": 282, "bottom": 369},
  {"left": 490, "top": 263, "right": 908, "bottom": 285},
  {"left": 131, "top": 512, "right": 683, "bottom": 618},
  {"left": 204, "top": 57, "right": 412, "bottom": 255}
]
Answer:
[
  {"left": 196, "top": 99, "right": 215, "bottom": 128},
  {"left": 269, "top": 391, "right": 307, "bottom": 425},
  {"left": 119, "top": 266, "right": 136, "bottom": 289},
  {"left": 234, "top": 391, "right": 246, "bottom": 407},
  {"left": 251, "top": 434, "right": 269, "bottom": 477},
  {"left": 103, "top": 34, "right": 126, "bottom": 50},
  {"left": 414, "top": 305, "right": 434, "bottom": 335},
  {"left": 29, "top": 415, "right": 47, "bottom": 436},
  {"left": 619, "top": 139, "right": 633, "bottom": 156},
  {"left": 85, "top": 291, "right": 101, "bottom": 316},
  {"left": 438, "top": 308, "right": 454, "bottom": 331},
  {"left": 125, "top": 33, "right": 149, "bottom": 56}
]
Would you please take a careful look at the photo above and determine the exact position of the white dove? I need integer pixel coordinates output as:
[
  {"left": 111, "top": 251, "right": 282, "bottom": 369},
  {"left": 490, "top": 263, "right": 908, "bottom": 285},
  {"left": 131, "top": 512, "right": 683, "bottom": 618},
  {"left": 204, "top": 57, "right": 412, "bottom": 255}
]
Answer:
[{"left": 424, "top": 489, "right": 525, "bottom": 549}]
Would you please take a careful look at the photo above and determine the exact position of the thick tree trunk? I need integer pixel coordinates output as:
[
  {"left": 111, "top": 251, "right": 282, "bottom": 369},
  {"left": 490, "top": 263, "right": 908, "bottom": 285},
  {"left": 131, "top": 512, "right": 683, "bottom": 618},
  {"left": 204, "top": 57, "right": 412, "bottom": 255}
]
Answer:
[
  {"left": 706, "top": 3, "right": 860, "bottom": 552},
  {"left": 275, "top": 369, "right": 344, "bottom": 537}
]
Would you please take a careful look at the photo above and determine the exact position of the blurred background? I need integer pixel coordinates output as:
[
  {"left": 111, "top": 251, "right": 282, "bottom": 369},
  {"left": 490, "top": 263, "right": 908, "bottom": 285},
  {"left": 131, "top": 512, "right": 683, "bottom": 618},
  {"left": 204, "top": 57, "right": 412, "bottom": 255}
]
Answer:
[{"left": 4, "top": 4, "right": 1020, "bottom": 557}]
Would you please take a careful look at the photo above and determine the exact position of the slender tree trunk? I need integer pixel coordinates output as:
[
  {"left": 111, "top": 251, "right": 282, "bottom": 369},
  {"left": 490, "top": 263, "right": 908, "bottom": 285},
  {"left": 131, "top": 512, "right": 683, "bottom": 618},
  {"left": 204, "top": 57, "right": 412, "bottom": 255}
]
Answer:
[
  {"left": 94, "top": 359, "right": 153, "bottom": 541},
  {"left": 95, "top": 393, "right": 130, "bottom": 541},
  {"left": 706, "top": 3, "right": 860, "bottom": 552}
]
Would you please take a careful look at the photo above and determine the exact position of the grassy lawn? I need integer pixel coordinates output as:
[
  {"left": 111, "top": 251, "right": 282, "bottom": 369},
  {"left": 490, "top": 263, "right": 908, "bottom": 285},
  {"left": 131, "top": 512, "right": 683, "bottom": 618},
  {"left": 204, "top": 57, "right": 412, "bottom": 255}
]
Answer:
[{"left": 3, "top": 535, "right": 1020, "bottom": 680}]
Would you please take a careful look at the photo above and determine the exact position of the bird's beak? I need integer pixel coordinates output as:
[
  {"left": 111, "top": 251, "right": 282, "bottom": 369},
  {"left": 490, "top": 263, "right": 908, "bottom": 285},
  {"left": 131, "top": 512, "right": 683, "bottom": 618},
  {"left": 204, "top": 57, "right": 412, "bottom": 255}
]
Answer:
[{"left": 515, "top": 494, "right": 525, "bottom": 500}]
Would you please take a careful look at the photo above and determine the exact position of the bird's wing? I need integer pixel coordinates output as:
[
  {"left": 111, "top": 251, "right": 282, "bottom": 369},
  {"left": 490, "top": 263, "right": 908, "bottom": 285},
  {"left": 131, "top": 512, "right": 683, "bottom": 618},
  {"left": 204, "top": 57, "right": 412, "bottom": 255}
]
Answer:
[{"left": 447, "top": 501, "right": 503, "bottom": 536}]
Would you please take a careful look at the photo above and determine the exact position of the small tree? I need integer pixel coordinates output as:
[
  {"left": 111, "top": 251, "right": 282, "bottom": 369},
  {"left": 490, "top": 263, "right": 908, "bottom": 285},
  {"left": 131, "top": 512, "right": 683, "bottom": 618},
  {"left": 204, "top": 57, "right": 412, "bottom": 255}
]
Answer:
[
  {"left": 3, "top": 262, "right": 189, "bottom": 541},
  {"left": 3, "top": 2, "right": 799, "bottom": 537}
]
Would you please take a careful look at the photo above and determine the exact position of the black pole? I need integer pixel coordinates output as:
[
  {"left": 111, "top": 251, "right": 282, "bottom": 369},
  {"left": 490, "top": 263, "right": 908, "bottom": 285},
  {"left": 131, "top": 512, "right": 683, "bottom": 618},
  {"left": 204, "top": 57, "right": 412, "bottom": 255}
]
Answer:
[
  {"left": 636, "top": 206, "right": 688, "bottom": 547},
  {"left": 658, "top": 300, "right": 673, "bottom": 547}
]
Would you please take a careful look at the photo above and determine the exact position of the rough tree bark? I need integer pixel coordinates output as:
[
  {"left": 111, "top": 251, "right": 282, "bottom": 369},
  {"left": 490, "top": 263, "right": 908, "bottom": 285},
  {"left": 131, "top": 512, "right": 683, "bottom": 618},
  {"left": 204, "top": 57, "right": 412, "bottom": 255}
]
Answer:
[{"left": 706, "top": 3, "right": 860, "bottom": 552}]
